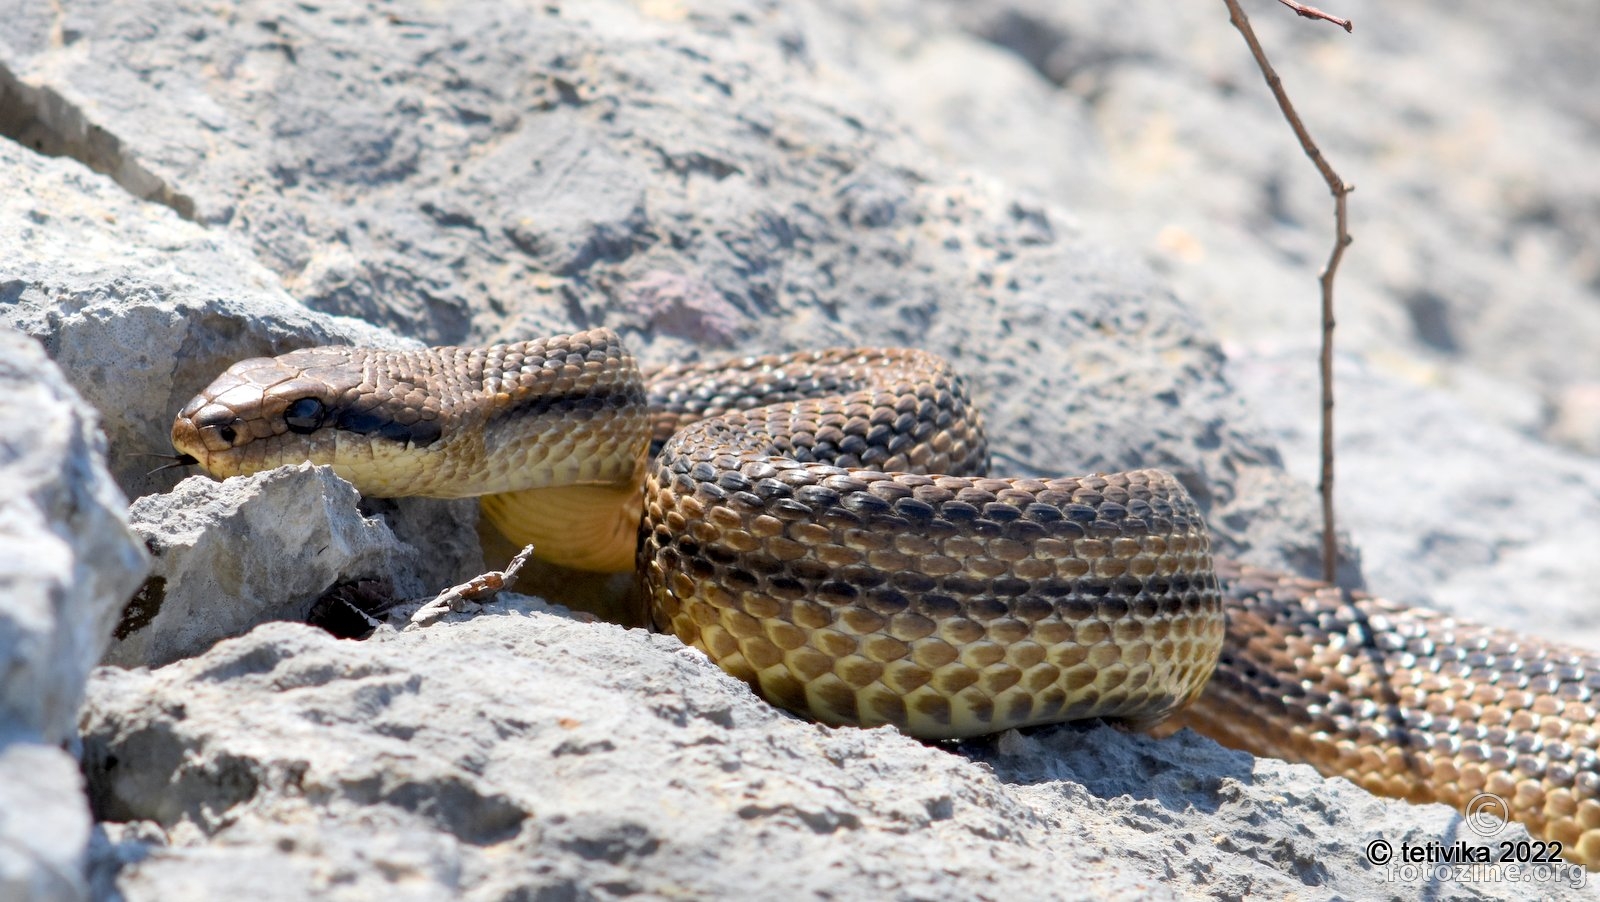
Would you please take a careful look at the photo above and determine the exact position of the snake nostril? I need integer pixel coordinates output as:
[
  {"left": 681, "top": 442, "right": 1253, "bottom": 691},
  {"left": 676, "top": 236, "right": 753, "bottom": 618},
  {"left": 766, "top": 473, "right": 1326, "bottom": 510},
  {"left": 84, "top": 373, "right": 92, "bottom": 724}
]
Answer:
[{"left": 194, "top": 407, "right": 241, "bottom": 446}]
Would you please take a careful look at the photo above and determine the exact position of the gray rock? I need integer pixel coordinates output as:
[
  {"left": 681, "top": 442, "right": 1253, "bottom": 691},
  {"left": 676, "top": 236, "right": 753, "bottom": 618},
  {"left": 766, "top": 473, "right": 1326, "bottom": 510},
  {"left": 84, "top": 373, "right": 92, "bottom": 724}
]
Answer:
[
  {"left": 0, "top": 330, "right": 146, "bottom": 902},
  {"left": 82, "top": 613, "right": 1579, "bottom": 902},
  {"left": 0, "top": 136, "right": 486, "bottom": 669},
  {"left": 0, "top": 743, "right": 94, "bottom": 902},
  {"left": 865, "top": 0, "right": 1600, "bottom": 637},
  {"left": 930, "top": 0, "right": 1600, "bottom": 415},
  {"left": 114, "top": 465, "right": 482, "bottom": 669},
  {"left": 0, "top": 137, "right": 415, "bottom": 505},
  {"left": 0, "top": 0, "right": 1321, "bottom": 574},
  {"left": 0, "top": 329, "right": 145, "bottom": 740},
  {"left": 1230, "top": 345, "right": 1600, "bottom": 648}
]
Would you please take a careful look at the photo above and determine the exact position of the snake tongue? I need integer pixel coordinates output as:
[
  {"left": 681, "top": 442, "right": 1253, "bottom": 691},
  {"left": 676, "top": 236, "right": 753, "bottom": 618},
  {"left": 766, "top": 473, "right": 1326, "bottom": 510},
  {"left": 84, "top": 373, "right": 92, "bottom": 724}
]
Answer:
[{"left": 144, "top": 452, "right": 201, "bottom": 476}]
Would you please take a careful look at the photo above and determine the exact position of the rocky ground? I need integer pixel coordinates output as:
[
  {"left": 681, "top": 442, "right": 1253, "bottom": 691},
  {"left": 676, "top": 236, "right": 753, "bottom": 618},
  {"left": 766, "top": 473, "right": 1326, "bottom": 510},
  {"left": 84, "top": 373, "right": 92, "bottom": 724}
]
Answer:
[{"left": 1, "top": 0, "right": 1598, "bottom": 899}]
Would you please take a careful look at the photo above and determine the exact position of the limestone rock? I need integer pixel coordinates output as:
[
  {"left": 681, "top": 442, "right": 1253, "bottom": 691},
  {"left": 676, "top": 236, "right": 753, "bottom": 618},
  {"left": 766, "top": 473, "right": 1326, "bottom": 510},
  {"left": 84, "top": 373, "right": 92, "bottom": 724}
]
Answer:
[
  {"left": 0, "top": 0, "right": 1322, "bottom": 573},
  {"left": 83, "top": 612, "right": 1575, "bottom": 901},
  {"left": 897, "top": 0, "right": 1600, "bottom": 634},
  {"left": 0, "top": 330, "right": 146, "bottom": 902},
  {"left": 0, "top": 743, "right": 95, "bottom": 902},
  {"left": 114, "top": 465, "right": 481, "bottom": 669},
  {"left": 0, "top": 329, "right": 144, "bottom": 738},
  {"left": 0, "top": 137, "right": 414, "bottom": 505}
]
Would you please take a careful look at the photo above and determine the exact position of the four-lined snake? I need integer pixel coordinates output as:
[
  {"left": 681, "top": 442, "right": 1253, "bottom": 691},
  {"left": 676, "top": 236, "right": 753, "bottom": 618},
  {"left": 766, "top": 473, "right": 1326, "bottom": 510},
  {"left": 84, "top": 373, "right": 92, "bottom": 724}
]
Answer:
[{"left": 170, "top": 327, "right": 1600, "bottom": 867}]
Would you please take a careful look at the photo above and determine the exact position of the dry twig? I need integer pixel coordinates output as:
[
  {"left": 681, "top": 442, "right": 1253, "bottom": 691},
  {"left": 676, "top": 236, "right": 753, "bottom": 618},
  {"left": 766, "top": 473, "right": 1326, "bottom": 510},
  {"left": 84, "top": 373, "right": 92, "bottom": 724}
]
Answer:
[
  {"left": 409, "top": 543, "right": 537, "bottom": 626},
  {"left": 1275, "top": 0, "right": 1353, "bottom": 32},
  {"left": 1222, "top": 0, "right": 1354, "bottom": 584}
]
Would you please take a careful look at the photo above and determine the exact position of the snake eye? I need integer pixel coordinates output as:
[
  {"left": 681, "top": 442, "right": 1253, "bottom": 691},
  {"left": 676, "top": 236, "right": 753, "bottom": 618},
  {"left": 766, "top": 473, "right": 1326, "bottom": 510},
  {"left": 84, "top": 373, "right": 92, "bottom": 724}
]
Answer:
[{"left": 284, "top": 397, "right": 327, "bottom": 434}]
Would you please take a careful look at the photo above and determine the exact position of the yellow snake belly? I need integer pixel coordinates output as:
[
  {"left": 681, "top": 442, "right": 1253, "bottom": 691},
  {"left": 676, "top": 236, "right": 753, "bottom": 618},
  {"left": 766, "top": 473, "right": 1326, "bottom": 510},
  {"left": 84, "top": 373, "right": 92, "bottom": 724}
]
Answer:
[{"left": 170, "top": 327, "right": 1600, "bottom": 867}]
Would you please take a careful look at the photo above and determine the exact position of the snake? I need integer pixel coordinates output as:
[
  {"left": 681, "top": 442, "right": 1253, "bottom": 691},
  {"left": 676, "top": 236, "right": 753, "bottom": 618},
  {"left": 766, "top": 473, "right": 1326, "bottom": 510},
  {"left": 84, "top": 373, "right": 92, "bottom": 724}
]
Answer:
[{"left": 170, "top": 327, "right": 1600, "bottom": 868}]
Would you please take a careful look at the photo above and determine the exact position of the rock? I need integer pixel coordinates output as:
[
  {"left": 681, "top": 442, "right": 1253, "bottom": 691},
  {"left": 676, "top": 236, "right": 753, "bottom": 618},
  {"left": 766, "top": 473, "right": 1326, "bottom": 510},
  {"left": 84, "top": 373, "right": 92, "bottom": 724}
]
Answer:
[
  {"left": 1549, "top": 382, "right": 1600, "bottom": 457},
  {"left": 930, "top": 0, "right": 1600, "bottom": 412},
  {"left": 0, "top": 0, "right": 1323, "bottom": 574},
  {"left": 113, "top": 465, "right": 481, "bottom": 669},
  {"left": 0, "top": 136, "right": 415, "bottom": 505},
  {"left": 82, "top": 612, "right": 1578, "bottom": 901},
  {"left": 0, "top": 329, "right": 144, "bottom": 739},
  {"left": 0, "top": 113, "right": 492, "bottom": 661},
  {"left": 1229, "top": 345, "right": 1600, "bottom": 648},
  {"left": 867, "top": 0, "right": 1600, "bottom": 638},
  {"left": 0, "top": 329, "right": 147, "bottom": 902},
  {"left": 0, "top": 743, "right": 95, "bottom": 902}
]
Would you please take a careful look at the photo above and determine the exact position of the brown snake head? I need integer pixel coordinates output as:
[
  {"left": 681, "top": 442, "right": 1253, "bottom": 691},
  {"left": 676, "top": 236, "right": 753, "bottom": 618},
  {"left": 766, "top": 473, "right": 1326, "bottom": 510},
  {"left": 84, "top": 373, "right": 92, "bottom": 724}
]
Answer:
[
  {"left": 171, "top": 330, "right": 650, "bottom": 502},
  {"left": 172, "top": 347, "right": 426, "bottom": 491}
]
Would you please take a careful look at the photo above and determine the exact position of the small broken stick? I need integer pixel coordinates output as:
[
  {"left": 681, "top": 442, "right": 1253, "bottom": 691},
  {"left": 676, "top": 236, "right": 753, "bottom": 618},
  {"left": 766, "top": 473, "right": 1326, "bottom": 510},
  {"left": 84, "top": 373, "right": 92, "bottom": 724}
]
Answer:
[{"left": 409, "top": 544, "right": 536, "bottom": 627}]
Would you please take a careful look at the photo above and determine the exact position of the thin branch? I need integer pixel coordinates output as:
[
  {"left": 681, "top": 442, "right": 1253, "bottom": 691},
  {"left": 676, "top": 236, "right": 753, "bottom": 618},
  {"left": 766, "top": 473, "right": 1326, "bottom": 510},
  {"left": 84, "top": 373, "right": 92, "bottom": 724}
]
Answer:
[
  {"left": 1275, "top": 0, "right": 1353, "bottom": 32},
  {"left": 409, "top": 543, "right": 537, "bottom": 626},
  {"left": 1222, "top": 0, "right": 1354, "bottom": 585}
]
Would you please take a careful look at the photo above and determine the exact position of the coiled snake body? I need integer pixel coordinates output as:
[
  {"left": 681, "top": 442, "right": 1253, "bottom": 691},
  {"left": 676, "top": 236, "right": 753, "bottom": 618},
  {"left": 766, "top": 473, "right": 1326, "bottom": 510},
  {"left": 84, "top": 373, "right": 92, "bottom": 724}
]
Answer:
[{"left": 172, "top": 328, "right": 1600, "bottom": 867}]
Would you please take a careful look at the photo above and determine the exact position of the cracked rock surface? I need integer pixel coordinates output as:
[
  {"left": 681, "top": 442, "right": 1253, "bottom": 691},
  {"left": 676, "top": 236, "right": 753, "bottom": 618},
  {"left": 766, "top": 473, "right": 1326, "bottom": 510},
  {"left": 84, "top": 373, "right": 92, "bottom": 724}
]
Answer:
[
  {"left": 114, "top": 465, "right": 480, "bottom": 669},
  {"left": 83, "top": 612, "right": 1562, "bottom": 901}
]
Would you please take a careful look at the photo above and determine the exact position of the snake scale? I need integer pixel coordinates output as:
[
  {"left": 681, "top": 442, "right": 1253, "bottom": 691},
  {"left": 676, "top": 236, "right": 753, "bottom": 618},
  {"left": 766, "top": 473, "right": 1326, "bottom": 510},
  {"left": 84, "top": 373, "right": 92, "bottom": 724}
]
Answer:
[{"left": 171, "top": 328, "right": 1600, "bottom": 867}]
